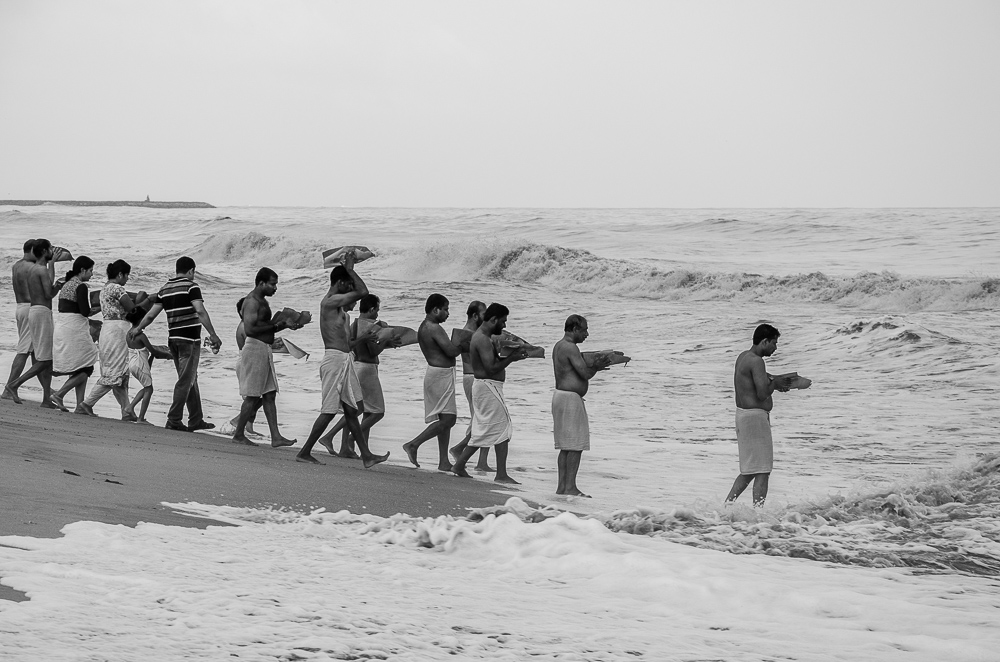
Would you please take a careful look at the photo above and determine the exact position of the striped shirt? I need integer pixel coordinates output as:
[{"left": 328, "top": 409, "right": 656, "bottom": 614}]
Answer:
[{"left": 158, "top": 276, "right": 204, "bottom": 342}]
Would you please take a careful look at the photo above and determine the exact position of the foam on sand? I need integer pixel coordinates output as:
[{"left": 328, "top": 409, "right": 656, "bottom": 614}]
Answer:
[{"left": 1, "top": 497, "right": 997, "bottom": 661}]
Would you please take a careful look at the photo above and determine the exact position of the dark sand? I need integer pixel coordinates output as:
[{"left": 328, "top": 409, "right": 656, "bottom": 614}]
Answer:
[{"left": 0, "top": 399, "right": 515, "bottom": 602}]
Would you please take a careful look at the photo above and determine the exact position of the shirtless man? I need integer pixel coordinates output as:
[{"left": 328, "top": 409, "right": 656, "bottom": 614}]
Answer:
[
  {"left": 725, "top": 323, "right": 797, "bottom": 507},
  {"left": 401, "top": 293, "right": 466, "bottom": 471},
  {"left": 551, "top": 314, "right": 611, "bottom": 497},
  {"left": 4, "top": 239, "right": 59, "bottom": 407},
  {"left": 232, "top": 267, "right": 302, "bottom": 447},
  {"left": 448, "top": 300, "right": 494, "bottom": 472},
  {"left": 317, "top": 294, "right": 397, "bottom": 457},
  {"left": 296, "top": 253, "right": 388, "bottom": 468},
  {"left": 4, "top": 240, "right": 37, "bottom": 391},
  {"left": 451, "top": 303, "right": 529, "bottom": 483}
]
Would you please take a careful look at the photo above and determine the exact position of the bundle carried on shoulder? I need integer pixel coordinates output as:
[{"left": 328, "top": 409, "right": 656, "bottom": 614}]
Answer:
[
  {"left": 582, "top": 350, "right": 631, "bottom": 368},
  {"left": 51, "top": 246, "right": 73, "bottom": 262},
  {"left": 494, "top": 331, "right": 545, "bottom": 359},
  {"left": 322, "top": 246, "right": 375, "bottom": 268}
]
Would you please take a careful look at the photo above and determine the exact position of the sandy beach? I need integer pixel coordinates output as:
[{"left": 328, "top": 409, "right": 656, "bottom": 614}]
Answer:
[{"left": 0, "top": 398, "right": 516, "bottom": 601}]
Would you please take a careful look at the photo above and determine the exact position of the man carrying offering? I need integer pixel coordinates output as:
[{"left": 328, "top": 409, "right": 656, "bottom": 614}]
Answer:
[
  {"left": 551, "top": 314, "right": 611, "bottom": 497},
  {"left": 725, "top": 323, "right": 799, "bottom": 508},
  {"left": 448, "top": 300, "right": 494, "bottom": 472},
  {"left": 451, "top": 303, "right": 529, "bottom": 483},
  {"left": 232, "top": 267, "right": 304, "bottom": 447},
  {"left": 402, "top": 293, "right": 465, "bottom": 471},
  {"left": 296, "top": 252, "right": 388, "bottom": 468}
]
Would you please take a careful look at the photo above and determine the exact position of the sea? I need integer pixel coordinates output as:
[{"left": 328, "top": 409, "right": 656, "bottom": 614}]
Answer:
[{"left": 1, "top": 205, "right": 999, "bottom": 660}]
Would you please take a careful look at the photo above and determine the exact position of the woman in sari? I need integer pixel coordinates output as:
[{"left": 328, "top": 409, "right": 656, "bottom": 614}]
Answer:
[
  {"left": 51, "top": 256, "right": 99, "bottom": 412},
  {"left": 80, "top": 259, "right": 149, "bottom": 418}
]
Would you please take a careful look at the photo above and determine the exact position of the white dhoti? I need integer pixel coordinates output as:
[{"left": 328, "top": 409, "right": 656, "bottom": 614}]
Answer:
[
  {"left": 53, "top": 312, "right": 99, "bottom": 375},
  {"left": 28, "top": 305, "right": 54, "bottom": 362},
  {"left": 423, "top": 365, "right": 457, "bottom": 423},
  {"left": 15, "top": 302, "right": 32, "bottom": 354},
  {"left": 462, "top": 372, "right": 474, "bottom": 437},
  {"left": 319, "top": 349, "right": 362, "bottom": 415},
  {"left": 552, "top": 390, "right": 590, "bottom": 451},
  {"left": 356, "top": 362, "right": 385, "bottom": 414},
  {"left": 736, "top": 408, "right": 773, "bottom": 474},
  {"left": 469, "top": 379, "right": 512, "bottom": 448},
  {"left": 237, "top": 337, "right": 279, "bottom": 397},
  {"left": 129, "top": 348, "right": 153, "bottom": 389},
  {"left": 96, "top": 319, "right": 131, "bottom": 387}
]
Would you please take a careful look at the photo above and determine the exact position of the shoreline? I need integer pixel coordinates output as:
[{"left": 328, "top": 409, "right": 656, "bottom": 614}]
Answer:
[{"left": 0, "top": 398, "right": 518, "bottom": 602}]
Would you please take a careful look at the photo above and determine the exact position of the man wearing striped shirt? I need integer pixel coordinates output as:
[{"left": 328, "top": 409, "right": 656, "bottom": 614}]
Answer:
[{"left": 131, "top": 256, "right": 222, "bottom": 432}]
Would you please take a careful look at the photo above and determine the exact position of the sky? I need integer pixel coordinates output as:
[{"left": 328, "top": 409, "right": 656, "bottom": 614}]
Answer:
[{"left": 1, "top": 0, "right": 998, "bottom": 208}]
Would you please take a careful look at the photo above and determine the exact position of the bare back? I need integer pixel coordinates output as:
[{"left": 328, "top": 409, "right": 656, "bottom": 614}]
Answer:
[
  {"left": 26, "top": 262, "right": 55, "bottom": 307},
  {"left": 734, "top": 349, "right": 773, "bottom": 411},
  {"left": 12, "top": 259, "right": 34, "bottom": 303},
  {"left": 418, "top": 318, "right": 458, "bottom": 368},
  {"left": 552, "top": 338, "right": 591, "bottom": 396}
]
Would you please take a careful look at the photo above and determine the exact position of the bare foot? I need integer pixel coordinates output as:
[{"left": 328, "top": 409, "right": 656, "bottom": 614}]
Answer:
[
  {"left": 336, "top": 449, "right": 361, "bottom": 460},
  {"left": 75, "top": 403, "right": 97, "bottom": 417},
  {"left": 318, "top": 439, "right": 337, "bottom": 455},
  {"left": 402, "top": 443, "right": 419, "bottom": 467},
  {"left": 437, "top": 462, "right": 453, "bottom": 472},
  {"left": 559, "top": 489, "right": 591, "bottom": 498},
  {"left": 50, "top": 394, "right": 69, "bottom": 412},
  {"left": 494, "top": 476, "right": 521, "bottom": 485},
  {"left": 232, "top": 435, "right": 257, "bottom": 446},
  {"left": 2, "top": 385, "right": 22, "bottom": 404},
  {"left": 475, "top": 464, "right": 496, "bottom": 473},
  {"left": 121, "top": 411, "right": 138, "bottom": 422},
  {"left": 448, "top": 446, "right": 460, "bottom": 462},
  {"left": 270, "top": 436, "right": 297, "bottom": 448},
  {"left": 451, "top": 465, "right": 471, "bottom": 478},
  {"left": 295, "top": 453, "right": 324, "bottom": 465},
  {"left": 136, "top": 419, "right": 153, "bottom": 425},
  {"left": 39, "top": 400, "right": 59, "bottom": 410},
  {"left": 363, "top": 452, "right": 389, "bottom": 469}
]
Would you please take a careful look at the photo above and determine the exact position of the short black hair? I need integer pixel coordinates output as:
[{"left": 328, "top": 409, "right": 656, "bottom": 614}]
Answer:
[
  {"left": 126, "top": 306, "right": 146, "bottom": 326},
  {"left": 23, "top": 239, "right": 36, "bottom": 253},
  {"left": 176, "top": 256, "right": 196, "bottom": 274},
  {"left": 483, "top": 303, "right": 509, "bottom": 321},
  {"left": 466, "top": 300, "right": 486, "bottom": 318},
  {"left": 106, "top": 259, "right": 131, "bottom": 280},
  {"left": 329, "top": 265, "right": 350, "bottom": 286},
  {"left": 564, "top": 314, "right": 586, "bottom": 332},
  {"left": 360, "top": 294, "right": 380, "bottom": 313},
  {"left": 236, "top": 297, "right": 246, "bottom": 315},
  {"left": 753, "top": 323, "right": 781, "bottom": 345},
  {"left": 32, "top": 239, "right": 51, "bottom": 258},
  {"left": 425, "top": 293, "right": 449, "bottom": 314},
  {"left": 255, "top": 267, "right": 277, "bottom": 286}
]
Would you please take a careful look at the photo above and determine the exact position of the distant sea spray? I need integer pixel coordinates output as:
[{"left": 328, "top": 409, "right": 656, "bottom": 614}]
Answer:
[{"left": 183, "top": 230, "right": 1000, "bottom": 312}]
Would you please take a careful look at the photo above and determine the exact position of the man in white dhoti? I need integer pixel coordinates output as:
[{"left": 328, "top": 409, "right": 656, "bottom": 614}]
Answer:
[
  {"left": 4, "top": 240, "right": 37, "bottom": 394},
  {"left": 232, "top": 267, "right": 304, "bottom": 447},
  {"left": 551, "top": 315, "right": 611, "bottom": 497},
  {"left": 725, "top": 324, "right": 798, "bottom": 507},
  {"left": 451, "top": 303, "right": 529, "bottom": 484},
  {"left": 401, "top": 293, "right": 466, "bottom": 471},
  {"left": 296, "top": 252, "right": 388, "bottom": 468}
]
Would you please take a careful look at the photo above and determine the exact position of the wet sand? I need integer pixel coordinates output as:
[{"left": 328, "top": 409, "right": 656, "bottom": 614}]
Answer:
[{"left": 0, "top": 399, "right": 516, "bottom": 602}]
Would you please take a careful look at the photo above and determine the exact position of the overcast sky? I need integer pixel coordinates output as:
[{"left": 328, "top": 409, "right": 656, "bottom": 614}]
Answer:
[{"left": 1, "top": 1, "right": 998, "bottom": 207}]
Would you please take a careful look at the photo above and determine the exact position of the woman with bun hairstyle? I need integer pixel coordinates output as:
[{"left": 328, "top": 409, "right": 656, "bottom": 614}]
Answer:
[
  {"left": 80, "top": 259, "right": 150, "bottom": 419},
  {"left": 50, "top": 256, "right": 99, "bottom": 412}
]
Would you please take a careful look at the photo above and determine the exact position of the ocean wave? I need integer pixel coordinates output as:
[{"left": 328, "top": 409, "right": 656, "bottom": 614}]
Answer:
[
  {"left": 598, "top": 454, "right": 1000, "bottom": 576},
  {"left": 179, "top": 232, "right": 1000, "bottom": 310}
]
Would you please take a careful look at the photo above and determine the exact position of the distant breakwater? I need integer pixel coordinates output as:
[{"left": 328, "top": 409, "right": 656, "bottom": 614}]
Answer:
[{"left": 0, "top": 200, "right": 214, "bottom": 209}]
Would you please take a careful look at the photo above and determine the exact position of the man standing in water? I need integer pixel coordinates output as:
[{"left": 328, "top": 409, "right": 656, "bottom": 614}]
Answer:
[
  {"left": 448, "top": 300, "right": 494, "bottom": 473},
  {"left": 296, "top": 252, "right": 388, "bottom": 468},
  {"left": 232, "top": 267, "right": 303, "bottom": 447},
  {"left": 551, "top": 314, "right": 611, "bottom": 497},
  {"left": 4, "top": 239, "right": 59, "bottom": 407},
  {"left": 451, "top": 303, "right": 529, "bottom": 483},
  {"left": 402, "top": 293, "right": 465, "bottom": 471},
  {"left": 131, "top": 256, "right": 222, "bottom": 432},
  {"left": 725, "top": 323, "right": 796, "bottom": 507}
]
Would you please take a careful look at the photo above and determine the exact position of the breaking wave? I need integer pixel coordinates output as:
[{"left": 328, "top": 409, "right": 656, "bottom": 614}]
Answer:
[{"left": 179, "top": 232, "right": 1000, "bottom": 310}]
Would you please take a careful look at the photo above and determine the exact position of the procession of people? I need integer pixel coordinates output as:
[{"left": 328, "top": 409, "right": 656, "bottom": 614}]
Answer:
[{"left": 4, "top": 238, "right": 807, "bottom": 503}]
